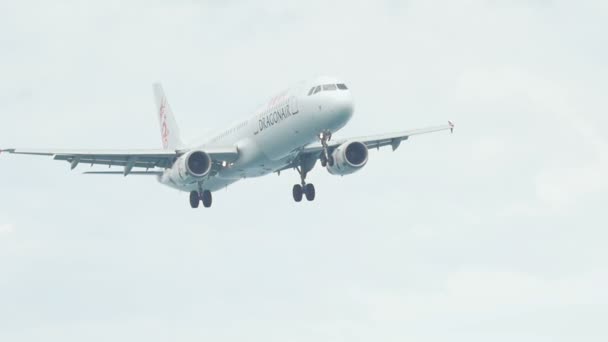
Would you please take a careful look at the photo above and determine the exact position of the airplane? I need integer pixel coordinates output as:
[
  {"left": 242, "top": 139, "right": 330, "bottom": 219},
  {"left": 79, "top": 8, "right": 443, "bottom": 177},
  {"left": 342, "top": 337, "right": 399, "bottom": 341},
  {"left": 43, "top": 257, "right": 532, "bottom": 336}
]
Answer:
[{"left": 0, "top": 77, "right": 454, "bottom": 208}]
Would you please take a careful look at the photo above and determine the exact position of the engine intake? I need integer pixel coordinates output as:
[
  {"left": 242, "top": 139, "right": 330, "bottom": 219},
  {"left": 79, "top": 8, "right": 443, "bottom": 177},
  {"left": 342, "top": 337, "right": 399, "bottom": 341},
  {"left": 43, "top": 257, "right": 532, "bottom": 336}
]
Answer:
[
  {"left": 327, "top": 141, "right": 368, "bottom": 175},
  {"left": 186, "top": 151, "right": 212, "bottom": 177}
]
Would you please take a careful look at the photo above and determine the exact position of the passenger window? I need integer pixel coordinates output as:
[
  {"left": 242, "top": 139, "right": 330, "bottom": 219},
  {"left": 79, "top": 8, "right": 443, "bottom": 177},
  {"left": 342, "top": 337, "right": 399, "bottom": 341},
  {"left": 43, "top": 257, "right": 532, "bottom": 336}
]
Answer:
[
  {"left": 337, "top": 83, "right": 348, "bottom": 90},
  {"left": 313, "top": 86, "right": 321, "bottom": 94},
  {"left": 323, "top": 84, "right": 337, "bottom": 91},
  {"left": 308, "top": 87, "right": 315, "bottom": 96}
]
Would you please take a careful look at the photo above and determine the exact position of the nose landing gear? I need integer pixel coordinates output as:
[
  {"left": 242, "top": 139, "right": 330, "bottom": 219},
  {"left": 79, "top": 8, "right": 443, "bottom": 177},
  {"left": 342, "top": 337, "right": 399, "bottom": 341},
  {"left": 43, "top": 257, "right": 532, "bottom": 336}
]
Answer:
[
  {"left": 292, "top": 163, "right": 316, "bottom": 202},
  {"left": 290, "top": 132, "right": 333, "bottom": 202}
]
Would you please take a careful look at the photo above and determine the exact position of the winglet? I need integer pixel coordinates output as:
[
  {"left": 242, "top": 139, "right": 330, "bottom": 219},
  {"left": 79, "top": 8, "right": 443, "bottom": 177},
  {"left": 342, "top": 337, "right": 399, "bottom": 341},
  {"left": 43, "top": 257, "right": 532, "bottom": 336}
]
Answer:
[{"left": 448, "top": 121, "right": 455, "bottom": 133}]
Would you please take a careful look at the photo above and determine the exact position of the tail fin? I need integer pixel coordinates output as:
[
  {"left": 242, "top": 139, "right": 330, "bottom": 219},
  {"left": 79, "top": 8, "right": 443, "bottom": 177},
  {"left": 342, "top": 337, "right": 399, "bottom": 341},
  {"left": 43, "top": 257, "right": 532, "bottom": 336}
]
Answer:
[{"left": 153, "top": 83, "right": 184, "bottom": 150}]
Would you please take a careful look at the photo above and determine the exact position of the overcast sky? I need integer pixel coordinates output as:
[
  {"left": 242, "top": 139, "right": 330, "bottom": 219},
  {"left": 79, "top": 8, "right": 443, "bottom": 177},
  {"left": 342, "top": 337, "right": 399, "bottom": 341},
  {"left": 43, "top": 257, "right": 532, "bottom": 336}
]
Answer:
[{"left": 1, "top": 0, "right": 607, "bottom": 341}]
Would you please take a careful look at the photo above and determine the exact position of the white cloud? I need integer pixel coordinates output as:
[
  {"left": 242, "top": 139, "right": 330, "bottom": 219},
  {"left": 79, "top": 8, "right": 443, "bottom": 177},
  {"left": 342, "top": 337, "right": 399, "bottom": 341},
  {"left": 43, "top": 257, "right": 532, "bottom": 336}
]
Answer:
[
  {"left": 536, "top": 157, "right": 608, "bottom": 205},
  {"left": 0, "top": 223, "right": 14, "bottom": 234},
  {"left": 356, "top": 268, "right": 608, "bottom": 341}
]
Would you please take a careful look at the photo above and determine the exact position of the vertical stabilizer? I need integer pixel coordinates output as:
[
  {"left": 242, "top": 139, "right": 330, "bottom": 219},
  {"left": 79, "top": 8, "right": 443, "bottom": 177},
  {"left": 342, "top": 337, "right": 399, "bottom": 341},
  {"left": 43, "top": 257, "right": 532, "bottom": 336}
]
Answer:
[{"left": 153, "top": 83, "right": 184, "bottom": 150}]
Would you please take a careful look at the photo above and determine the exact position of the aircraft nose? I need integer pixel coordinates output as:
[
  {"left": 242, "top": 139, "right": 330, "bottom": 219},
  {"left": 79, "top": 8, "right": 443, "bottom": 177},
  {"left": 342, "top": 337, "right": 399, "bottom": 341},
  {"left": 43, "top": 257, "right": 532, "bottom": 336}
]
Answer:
[{"left": 330, "top": 92, "right": 354, "bottom": 123}]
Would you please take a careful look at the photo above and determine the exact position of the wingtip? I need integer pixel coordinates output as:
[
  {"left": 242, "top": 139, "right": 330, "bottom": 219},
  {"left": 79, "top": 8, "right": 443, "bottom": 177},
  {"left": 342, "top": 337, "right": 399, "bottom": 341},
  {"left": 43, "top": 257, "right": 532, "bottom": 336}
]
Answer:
[{"left": 448, "top": 120, "right": 455, "bottom": 133}]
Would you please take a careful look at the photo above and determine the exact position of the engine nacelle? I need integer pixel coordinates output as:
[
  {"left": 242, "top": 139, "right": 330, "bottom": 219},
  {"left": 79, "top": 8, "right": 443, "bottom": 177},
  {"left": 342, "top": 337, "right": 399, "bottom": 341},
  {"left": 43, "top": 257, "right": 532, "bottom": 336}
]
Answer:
[
  {"left": 326, "top": 141, "right": 368, "bottom": 175},
  {"left": 165, "top": 150, "right": 212, "bottom": 184}
]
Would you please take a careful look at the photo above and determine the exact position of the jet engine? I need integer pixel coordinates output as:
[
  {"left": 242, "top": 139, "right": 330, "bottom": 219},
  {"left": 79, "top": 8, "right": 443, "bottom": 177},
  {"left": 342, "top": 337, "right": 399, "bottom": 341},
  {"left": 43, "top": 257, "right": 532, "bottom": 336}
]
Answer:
[
  {"left": 326, "top": 141, "right": 368, "bottom": 175},
  {"left": 165, "top": 150, "right": 212, "bottom": 184}
]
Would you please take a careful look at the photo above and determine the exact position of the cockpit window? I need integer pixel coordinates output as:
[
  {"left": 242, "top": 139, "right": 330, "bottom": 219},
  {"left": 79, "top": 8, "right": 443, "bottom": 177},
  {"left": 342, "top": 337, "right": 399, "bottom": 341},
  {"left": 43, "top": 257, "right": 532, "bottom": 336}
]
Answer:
[{"left": 310, "top": 84, "right": 345, "bottom": 95}]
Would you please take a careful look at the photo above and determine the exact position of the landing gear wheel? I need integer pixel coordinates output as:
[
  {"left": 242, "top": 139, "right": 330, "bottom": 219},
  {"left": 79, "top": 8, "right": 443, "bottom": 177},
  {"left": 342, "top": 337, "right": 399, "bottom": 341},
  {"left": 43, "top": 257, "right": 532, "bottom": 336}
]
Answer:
[
  {"left": 304, "top": 183, "right": 315, "bottom": 201},
  {"left": 189, "top": 191, "right": 200, "bottom": 208},
  {"left": 292, "top": 184, "right": 303, "bottom": 202},
  {"left": 201, "top": 190, "right": 212, "bottom": 208},
  {"left": 320, "top": 154, "right": 327, "bottom": 167},
  {"left": 327, "top": 155, "right": 334, "bottom": 167}
]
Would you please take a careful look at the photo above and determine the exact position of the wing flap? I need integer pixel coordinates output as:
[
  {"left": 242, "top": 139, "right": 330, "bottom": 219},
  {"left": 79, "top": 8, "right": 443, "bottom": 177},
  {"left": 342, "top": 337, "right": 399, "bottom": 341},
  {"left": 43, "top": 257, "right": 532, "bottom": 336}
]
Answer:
[{"left": 54, "top": 155, "right": 171, "bottom": 169}]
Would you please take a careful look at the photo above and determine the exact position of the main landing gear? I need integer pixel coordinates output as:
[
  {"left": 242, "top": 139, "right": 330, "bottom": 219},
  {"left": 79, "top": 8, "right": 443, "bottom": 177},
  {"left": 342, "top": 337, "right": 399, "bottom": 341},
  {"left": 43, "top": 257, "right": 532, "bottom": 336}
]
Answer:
[
  {"left": 319, "top": 130, "right": 334, "bottom": 168},
  {"left": 189, "top": 189, "right": 212, "bottom": 208}
]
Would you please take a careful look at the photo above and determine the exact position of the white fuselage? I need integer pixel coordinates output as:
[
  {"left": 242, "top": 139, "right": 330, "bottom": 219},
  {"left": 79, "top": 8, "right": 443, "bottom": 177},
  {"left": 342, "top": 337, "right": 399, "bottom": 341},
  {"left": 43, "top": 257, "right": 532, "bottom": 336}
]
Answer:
[{"left": 159, "top": 77, "right": 354, "bottom": 192}]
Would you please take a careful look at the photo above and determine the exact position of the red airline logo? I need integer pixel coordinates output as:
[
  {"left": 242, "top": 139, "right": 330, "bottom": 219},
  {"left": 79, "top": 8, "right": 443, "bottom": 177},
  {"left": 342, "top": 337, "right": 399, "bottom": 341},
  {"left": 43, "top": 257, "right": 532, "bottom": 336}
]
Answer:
[{"left": 159, "top": 99, "right": 170, "bottom": 148}]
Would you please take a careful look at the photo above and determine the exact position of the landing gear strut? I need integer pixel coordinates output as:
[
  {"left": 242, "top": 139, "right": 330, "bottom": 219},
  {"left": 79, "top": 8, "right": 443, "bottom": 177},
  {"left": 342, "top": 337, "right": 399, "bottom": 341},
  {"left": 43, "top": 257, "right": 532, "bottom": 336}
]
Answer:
[{"left": 319, "top": 130, "right": 334, "bottom": 168}]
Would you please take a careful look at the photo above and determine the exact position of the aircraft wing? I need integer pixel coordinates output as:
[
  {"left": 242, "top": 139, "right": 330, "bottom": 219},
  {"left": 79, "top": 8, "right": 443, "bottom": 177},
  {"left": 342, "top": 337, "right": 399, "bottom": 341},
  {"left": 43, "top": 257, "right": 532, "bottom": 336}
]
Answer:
[
  {"left": 300, "top": 121, "right": 454, "bottom": 154},
  {"left": 275, "top": 121, "right": 454, "bottom": 174},
  {"left": 0, "top": 146, "right": 239, "bottom": 174}
]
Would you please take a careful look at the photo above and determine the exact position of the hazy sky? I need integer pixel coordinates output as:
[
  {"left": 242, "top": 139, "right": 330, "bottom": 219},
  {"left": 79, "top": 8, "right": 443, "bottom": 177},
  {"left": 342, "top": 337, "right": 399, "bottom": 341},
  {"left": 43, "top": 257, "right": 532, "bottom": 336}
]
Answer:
[{"left": 1, "top": 1, "right": 607, "bottom": 341}]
